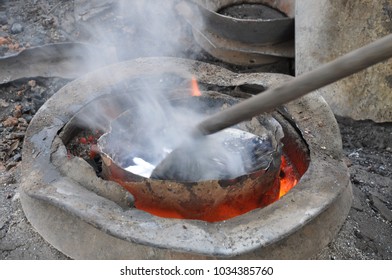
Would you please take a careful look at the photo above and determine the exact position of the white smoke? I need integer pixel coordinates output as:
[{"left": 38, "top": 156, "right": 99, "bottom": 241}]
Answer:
[{"left": 71, "top": 1, "right": 276, "bottom": 182}]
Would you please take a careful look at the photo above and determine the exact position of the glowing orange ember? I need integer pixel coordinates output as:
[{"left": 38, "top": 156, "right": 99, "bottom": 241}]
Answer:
[
  {"left": 279, "top": 155, "right": 298, "bottom": 198},
  {"left": 191, "top": 77, "right": 202, "bottom": 96}
]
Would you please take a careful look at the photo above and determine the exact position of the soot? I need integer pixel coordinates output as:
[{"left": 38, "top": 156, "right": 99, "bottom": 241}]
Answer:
[{"left": 218, "top": 3, "right": 287, "bottom": 20}]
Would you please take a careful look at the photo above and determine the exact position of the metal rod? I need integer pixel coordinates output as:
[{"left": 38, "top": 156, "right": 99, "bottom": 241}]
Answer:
[{"left": 197, "top": 33, "right": 392, "bottom": 135}]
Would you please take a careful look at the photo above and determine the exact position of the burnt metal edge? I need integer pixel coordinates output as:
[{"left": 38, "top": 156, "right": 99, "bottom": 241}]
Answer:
[
  {"left": 20, "top": 57, "right": 352, "bottom": 259},
  {"left": 181, "top": 0, "right": 294, "bottom": 45},
  {"left": 179, "top": 0, "right": 294, "bottom": 66},
  {"left": 193, "top": 0, "right": 295, "bottom": 18},
  {"left": 0, "top": 42, "right": 116, "bottom": 84}
]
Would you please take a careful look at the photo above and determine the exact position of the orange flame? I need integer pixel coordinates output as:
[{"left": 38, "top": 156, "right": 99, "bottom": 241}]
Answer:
[
  {"left": 191, "top": 77, "right": 202, "bottom": 96},
  {"left": 278, "top": 156, "right": 298, "bottom": 198}
]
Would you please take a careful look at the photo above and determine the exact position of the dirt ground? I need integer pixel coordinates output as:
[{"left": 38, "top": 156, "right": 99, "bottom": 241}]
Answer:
[{"left": 1, "top": 0, "right": 391, "bottom": 260}]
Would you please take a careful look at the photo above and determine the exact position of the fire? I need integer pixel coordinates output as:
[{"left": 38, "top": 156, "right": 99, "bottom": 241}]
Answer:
[
  {"left": 258, "top": 155, "right": 299, "bottom": 207},
  {"left": 191, "top": 77, "right": 202, "bottom": 96},
  {"left": 279, "top": 155, "right": 298, "bottom": 198}
]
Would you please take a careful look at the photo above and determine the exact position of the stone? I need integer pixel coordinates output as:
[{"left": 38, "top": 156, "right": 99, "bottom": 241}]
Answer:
[
  {"left": 0, "top": 11, "right": 7, "bottom": 25},
  {"left": 10, "top": 23, "right": 23, "bottom": 34},
  {"left": 296, "top": 0, "right": 392, "bottom": 122},
  {"left": 0, "top": 36, "right": 9, "bottom": 46},
  {"left": 2, "top": 117, "right": 18, "bottom": 127},
  {"left": 22, "top": 114, "right": 33, "bottom": 123},
  {"left": 0, "top": 98, "right": 9, "bottom": 108},
  {"left": 11, "top": 153, "right": 22, "bottom": 162},
  {"left": 28, "top": 80, "right": 36, "bottom": 88},
  {"left": 351, "top": 186, "right": 365, "bottom": 212},
  {"left": 371, "top": 195, "right": 392, "bottom": 222}
]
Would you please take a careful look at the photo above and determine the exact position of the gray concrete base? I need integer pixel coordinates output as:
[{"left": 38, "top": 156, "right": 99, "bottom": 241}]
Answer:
[
  {"left": 20, "top": 177, "right": 352, "bottom": 259},
  {"left": 20, "top": 57, "right": 352, "bottom": 259}
]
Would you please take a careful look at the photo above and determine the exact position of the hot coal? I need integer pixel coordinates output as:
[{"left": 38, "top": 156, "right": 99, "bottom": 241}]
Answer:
[
  {"left": 218, "top": 4, "right": 287, "bottom": 20},
  {"left": 150, "top": 128, "right": 275, "bottom": 181}
]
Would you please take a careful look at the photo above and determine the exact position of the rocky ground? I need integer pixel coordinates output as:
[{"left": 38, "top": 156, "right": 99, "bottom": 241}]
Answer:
[
  {"left": 316, "top": 117, "right": 392, "bottom": 260},
  {"left": 1, "top": 0, "right": 391, "bottom": 260}
]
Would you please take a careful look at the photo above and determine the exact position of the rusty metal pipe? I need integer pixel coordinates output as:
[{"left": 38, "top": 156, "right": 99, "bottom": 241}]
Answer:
[{"left": 197, "top": 34, "right": 392, "bottom": 135}]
